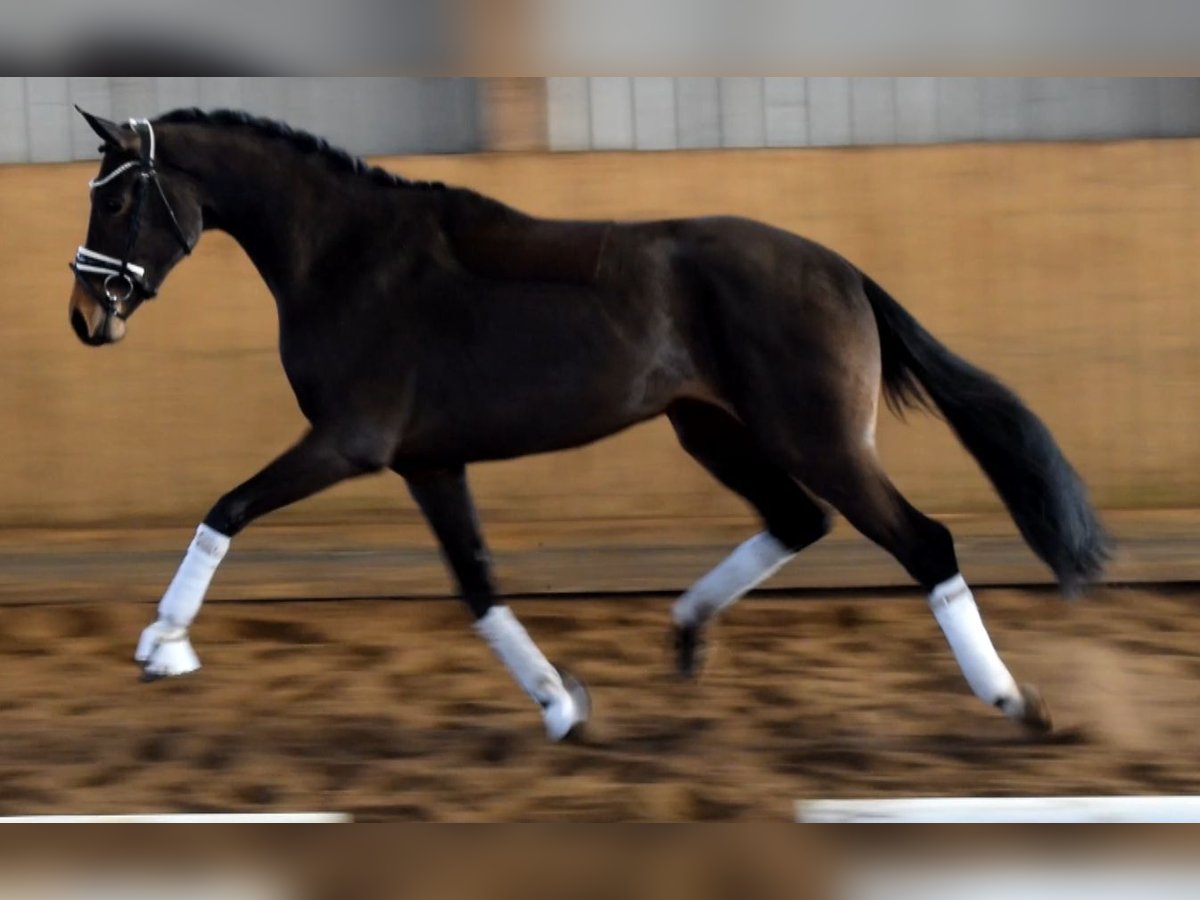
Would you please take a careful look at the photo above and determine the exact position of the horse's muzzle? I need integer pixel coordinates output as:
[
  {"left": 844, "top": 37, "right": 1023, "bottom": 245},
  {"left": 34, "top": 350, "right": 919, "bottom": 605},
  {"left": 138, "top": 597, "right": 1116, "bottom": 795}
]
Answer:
[{"left": 68, "top": 282, "right": 126, "bottom": 346}]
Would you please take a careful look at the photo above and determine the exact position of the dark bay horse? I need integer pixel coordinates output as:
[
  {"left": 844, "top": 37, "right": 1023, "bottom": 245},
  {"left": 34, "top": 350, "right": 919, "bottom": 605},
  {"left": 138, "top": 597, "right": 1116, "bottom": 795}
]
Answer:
[{"left": 67, "top": 108, "right": 1109, "bottom": 741}]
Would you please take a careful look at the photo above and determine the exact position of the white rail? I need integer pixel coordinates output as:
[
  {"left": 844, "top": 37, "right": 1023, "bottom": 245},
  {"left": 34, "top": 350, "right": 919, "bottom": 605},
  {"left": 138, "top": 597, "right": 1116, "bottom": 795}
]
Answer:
[
  {"left": 796, "top": 796, "right": 1200, "bottom": 823},
  {"left": 0, "top": 813, "right": 351, "bottom": 823}
]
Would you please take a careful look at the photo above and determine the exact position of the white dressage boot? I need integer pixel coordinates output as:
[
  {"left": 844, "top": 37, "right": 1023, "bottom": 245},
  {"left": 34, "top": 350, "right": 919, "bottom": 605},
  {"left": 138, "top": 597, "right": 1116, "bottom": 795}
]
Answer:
[
  {"left": 475, "top": 605, "right": 590, "bottom": 741},
  {"left": 134, "top": 523, "right": 229, "bottom": 679}
]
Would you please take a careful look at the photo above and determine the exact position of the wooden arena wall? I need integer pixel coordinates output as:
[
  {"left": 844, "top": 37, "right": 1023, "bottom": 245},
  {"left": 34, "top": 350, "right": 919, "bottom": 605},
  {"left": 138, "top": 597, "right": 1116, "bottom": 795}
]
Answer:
[{"left": 0, "top": 140, "right": 1196, "bottom": 533}]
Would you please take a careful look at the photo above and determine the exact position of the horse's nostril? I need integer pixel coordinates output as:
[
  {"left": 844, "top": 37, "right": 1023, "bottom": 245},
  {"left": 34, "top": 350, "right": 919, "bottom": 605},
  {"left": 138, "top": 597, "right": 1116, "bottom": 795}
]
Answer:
[{"left": 71, "top": 308, "right": 94, "bottom": 344}]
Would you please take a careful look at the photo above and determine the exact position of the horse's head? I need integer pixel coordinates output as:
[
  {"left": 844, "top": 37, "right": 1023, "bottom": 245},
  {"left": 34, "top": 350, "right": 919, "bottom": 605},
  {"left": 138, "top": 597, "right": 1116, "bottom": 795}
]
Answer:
[{"left": 69, "top": 108, "right": 201, "bottom": 346}]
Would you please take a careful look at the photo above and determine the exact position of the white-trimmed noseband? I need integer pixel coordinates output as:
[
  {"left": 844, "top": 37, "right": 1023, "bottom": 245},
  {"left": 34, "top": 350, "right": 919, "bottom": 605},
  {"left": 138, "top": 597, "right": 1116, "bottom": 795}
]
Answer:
[{"left": 71, "top": 247, "right": 146, "bottom": 281}]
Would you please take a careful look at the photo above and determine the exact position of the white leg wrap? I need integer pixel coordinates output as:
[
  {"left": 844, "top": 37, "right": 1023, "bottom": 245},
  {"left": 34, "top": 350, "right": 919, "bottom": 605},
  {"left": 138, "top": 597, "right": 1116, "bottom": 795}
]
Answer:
[
  {"left": 157, "top": 524, "right": 230, "bottom": 628},
  {"left": 672, "top": 533, "right": 795, "bottom": 628},
  {"left": 135, "top": 524, "right": 230, "bottom": 677},
  {"left": 475, "top": 606, "right": 583, "bottom": 741},
  {"left": 929, "top": 575, "right": 1024, "bottom": 718}
]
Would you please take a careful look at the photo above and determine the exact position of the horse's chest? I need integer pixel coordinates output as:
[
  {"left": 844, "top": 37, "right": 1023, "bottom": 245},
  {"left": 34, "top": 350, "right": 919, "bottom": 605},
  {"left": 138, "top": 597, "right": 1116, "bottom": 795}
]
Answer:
[
  {"left": 278, "top": 313, "right": 414, "bottom": 423},
  {"left": 278, "top": 357, "right": 327, "bottom": 423},
  {"left": 277, "top": 330, "right": 358, "bottom": 420}
]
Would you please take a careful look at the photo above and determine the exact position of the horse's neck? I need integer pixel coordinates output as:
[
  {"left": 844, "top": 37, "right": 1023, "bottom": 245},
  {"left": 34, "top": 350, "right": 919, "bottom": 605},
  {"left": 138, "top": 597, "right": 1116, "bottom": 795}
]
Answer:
[
  {"left": 184, "top": 134, "right": 364, "bottom": 301},
  {"left": 204, "top": 162, "right": 323, "bottom": 299}
]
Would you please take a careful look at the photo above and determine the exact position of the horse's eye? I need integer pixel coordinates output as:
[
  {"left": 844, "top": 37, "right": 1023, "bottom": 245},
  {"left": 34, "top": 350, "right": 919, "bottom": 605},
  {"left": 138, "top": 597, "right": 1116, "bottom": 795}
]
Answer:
[{"left": 102, "top": 197, "right": 123, "bottom": 215}]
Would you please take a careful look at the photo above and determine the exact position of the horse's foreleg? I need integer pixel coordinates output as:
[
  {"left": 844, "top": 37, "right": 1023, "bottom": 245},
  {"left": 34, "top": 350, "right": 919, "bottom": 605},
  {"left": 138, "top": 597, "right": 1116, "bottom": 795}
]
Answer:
[
  {"left": 403, "top": 466, "right": 589, "bottom": 742},
  {"left": 137, "top": 429, "right": 375, "bottom": 679}
]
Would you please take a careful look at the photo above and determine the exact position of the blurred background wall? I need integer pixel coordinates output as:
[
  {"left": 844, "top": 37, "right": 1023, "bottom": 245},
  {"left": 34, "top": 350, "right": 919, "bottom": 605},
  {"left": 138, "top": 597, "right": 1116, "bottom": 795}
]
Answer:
[
  {"left": 544, "top": 77, "right": 1200, "bottom": 150},
  {"left": 0, "top": 78, "right": 483, "bottom": 164},
  {"left": 1, "top": 77, "right": 1197, "bottom": 542},
  {"left": 6, "top": 77, "right": 1200, "bottom": 164}
]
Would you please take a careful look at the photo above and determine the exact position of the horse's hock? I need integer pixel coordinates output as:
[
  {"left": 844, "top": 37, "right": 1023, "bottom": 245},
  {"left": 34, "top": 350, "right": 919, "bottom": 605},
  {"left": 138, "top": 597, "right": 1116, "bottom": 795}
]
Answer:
[{"left": 2, "top": 139, "right": 1197, "bottom": 593}]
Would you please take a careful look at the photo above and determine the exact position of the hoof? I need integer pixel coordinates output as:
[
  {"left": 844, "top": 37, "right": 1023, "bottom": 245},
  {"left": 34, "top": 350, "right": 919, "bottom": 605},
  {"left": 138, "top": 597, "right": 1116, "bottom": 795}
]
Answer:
[
  {"left": 139, "top": 663, "right": 200, "bottom": 684},
  {"left": 1016, "top": 683, "right": 1053, "bottom": 735},
  {"left": 549, "top": 665, "right": 591, "bottom": 743},
  {"left": 139, "top": 667, "right": 170, "bottom": 684},
  {"left": 672, "top": 624, "right": 705, "bottom": 679},
  {"left": 136, "top": 623, "right": 201, "bottom": 681}
]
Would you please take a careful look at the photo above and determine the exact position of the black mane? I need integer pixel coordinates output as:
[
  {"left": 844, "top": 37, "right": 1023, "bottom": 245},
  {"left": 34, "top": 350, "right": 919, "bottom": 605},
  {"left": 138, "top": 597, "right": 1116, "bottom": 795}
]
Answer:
[{"left": 155, "top": 108, "right": 447, "bottom": 193}]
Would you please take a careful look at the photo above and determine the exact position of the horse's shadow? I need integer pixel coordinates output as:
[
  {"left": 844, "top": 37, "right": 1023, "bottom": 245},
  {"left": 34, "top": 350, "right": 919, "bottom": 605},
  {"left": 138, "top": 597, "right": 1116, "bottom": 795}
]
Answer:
[{"left": 570, "top": 714, "right": 1090, "bottom": 769}]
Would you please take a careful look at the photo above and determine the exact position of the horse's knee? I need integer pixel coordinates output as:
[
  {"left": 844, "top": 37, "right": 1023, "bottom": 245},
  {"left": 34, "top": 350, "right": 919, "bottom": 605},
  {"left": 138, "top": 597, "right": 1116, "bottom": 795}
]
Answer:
[
  {"left": 769, "top": 504, "right": 832, "bottom": 553},
  {"left": 204, "top": 494, "right": 246, "bottom": 537}
]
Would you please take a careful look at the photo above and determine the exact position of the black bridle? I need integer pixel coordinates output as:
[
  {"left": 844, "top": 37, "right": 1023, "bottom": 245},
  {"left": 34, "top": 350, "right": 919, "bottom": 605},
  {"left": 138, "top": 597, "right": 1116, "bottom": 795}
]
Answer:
[{"left": 70, "top": 118, "right": 194, "bottom": 318}]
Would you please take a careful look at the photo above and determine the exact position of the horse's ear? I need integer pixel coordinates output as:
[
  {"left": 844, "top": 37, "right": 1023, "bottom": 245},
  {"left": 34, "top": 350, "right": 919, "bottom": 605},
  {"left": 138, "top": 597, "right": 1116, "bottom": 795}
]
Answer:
[{"left": 76, "top": 106, "right": 130, "bottom": 151}]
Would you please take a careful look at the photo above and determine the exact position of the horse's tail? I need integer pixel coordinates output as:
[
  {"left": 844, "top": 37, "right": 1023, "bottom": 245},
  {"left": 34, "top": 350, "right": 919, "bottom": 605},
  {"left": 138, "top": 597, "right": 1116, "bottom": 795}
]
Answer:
[{"left": 860, "top": 274, "right": 1111, "bottom": 594}]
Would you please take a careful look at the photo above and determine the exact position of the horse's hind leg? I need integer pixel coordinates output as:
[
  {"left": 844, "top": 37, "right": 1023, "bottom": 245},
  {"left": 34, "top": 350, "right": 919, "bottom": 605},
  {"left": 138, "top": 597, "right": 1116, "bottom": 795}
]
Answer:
[
  {"left": 667, "top": 400, "right": 831, "bottom": 676},
  {"left": 785, "top": 446, "right": 1051, "bottom": 732}
]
